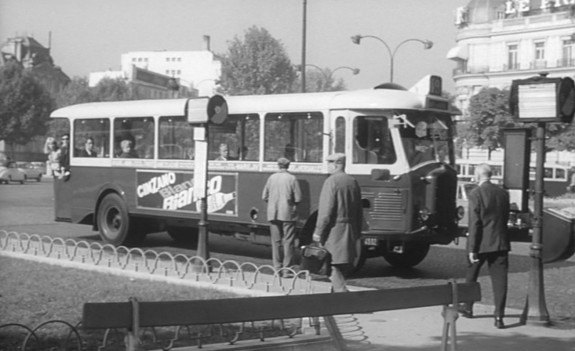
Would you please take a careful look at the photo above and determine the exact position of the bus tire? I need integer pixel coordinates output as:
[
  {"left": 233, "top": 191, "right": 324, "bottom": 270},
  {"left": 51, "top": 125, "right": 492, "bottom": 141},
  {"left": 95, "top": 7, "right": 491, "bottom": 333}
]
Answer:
[
  {"left": 347, "top": 238, "right": 367, "bottom": 276},
  {"left": 167, "top": 226, "right": 199, "bottom": 248},
  {"left": 298, "top": 212, "right": 318, "bottom": 247},
  {"left": 97, "top": 193, "right": 143, "bottom": 246},
  {"left": 382, "top": 243, "right": 430, "bottom": 268}
]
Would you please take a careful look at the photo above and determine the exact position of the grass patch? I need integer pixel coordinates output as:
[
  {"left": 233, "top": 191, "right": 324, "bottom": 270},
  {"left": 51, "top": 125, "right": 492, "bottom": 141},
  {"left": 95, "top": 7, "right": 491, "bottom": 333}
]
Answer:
[{"left": 0, "top": 255, "right": 248, "bottom": 349}]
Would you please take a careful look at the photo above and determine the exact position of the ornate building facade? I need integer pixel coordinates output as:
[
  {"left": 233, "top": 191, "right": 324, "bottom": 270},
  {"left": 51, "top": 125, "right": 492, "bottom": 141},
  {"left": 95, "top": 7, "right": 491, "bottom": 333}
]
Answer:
[{"left": 449, "top": 0, "right": 575, "bottom": 116}]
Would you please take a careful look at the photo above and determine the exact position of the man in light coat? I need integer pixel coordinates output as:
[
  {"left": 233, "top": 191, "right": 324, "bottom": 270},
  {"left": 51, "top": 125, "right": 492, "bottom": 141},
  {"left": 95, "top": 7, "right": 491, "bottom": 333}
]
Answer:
[
  {"left": 262, "top": 157, "right": 302, "bottom": 273},
  {"left": 313, "top": 153, "right": 362, "bottom": 292}
]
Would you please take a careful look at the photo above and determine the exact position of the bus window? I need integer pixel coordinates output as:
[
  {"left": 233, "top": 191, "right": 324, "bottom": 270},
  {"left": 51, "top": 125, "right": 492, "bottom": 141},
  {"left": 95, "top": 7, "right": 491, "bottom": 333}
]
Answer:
[
  {"left": 74, "top": 119, "right": 110, "bottom": 157},
  {"left": 556, "top": 168, "right": 566, "bottom": 180},
  {"left": 114, "top": 117, "right": 154, "bottom": 159},
  {"left": 334, "top": 117, "right": 345, "bottom": 154},
  {"left": 209, "top": 114, "right": 260, "bottom": 161},
  {"left": 544, "top": 167, "right": 553, "bottom": 179},
  {"left": 264, "top": 112, "right": 323, "bottom": 163},
  {"left": 159, "top": 116, "right": 192, "bottom": 159},
  {"left": 353, "top": 116, "right": 396, "bottom": 165}
]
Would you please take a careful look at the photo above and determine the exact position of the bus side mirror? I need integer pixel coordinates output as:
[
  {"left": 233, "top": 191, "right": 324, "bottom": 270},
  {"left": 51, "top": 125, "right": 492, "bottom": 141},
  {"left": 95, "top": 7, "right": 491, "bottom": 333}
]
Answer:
[{"left": 371, "top": 169, "right": 391, "bottom": 181}]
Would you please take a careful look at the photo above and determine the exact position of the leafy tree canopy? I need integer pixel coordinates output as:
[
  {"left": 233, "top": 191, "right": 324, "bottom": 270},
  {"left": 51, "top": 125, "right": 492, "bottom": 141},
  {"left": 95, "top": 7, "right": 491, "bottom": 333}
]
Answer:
[
  {"left": 220, "top": 26, "right": 297, "bottom": 95},
  {"left": 0, "top": 62, "right": 54, "bottom": 146},
  {"left": 461, "top": 87, "right": 516, "bottom": 152}
]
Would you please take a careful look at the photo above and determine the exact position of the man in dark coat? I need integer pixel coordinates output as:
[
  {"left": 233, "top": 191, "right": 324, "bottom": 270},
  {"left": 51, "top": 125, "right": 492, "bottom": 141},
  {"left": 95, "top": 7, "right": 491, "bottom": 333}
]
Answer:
[
  {"left": 312, "top": 153, "right": 362, "bottom": 292},
  {"left": 460, "top": 163, "right": 510, "bottom": 329},
  {"left": 262, "top": 157, "right": 302, "bottom": 274}
]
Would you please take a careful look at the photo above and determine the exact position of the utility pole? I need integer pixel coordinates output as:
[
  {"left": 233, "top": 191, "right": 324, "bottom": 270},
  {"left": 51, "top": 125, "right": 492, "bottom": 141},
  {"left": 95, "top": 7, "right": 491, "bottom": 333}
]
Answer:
[{"left": 301, "top": 0, "right": 307, "bottom": 93}]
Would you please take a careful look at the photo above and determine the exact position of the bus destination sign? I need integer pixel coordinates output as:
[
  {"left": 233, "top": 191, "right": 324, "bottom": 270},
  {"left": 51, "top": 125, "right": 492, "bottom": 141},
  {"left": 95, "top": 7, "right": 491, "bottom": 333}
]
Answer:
[{"left": 136, "top": 170, "right": 237, "bottom": 215}]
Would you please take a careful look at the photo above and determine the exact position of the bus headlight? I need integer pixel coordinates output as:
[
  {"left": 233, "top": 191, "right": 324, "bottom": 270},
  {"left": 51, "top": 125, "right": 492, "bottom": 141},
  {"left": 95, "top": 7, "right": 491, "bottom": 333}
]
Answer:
[
  {"left": 419, "top": 208, "right": 430, "bottom": 222},
  {"left": 456, "top": 206, "right": 465, "bottom": 220}
]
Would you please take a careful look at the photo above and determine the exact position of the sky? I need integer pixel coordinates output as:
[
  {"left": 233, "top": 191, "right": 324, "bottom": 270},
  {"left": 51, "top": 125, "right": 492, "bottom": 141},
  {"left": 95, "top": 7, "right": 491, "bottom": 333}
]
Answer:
[{"left": 0, "top": 0, "right": 469, "bottom": 93}]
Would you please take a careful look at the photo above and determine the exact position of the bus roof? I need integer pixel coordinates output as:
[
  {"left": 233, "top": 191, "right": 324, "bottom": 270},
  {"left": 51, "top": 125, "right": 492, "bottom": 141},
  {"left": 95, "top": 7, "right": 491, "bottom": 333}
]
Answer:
[
  {"left": 50, "top": 99, "right": 190, "bottom": 119},
  {"left": 50, "top": 88, "right": 434, "bottom": 120},
  {"left": 225, "top": 88, "right": 424, "bottom": 114}
]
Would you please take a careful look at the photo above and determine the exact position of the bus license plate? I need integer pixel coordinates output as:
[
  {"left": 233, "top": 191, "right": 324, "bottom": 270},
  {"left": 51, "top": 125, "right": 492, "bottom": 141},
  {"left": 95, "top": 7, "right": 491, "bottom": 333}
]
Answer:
[{"left": 364, "top": 238, "right": 378, "bottom": 246}]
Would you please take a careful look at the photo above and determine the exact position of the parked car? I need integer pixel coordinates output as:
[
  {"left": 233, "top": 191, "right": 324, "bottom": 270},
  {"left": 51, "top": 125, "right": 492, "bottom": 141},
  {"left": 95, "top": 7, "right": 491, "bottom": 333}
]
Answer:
[
  {"left": 0, "top": 162, "right": 26, "bottom": 184},
  {"left": 15, "top": 161, "right": 43, "bottom": 182}
]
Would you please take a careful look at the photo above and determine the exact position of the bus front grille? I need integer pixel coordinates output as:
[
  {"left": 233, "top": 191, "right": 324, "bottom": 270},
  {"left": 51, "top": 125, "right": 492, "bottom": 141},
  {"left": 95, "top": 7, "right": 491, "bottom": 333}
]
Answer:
[{"left": 366, "top": 191, "right": 405, "bottom": 230}]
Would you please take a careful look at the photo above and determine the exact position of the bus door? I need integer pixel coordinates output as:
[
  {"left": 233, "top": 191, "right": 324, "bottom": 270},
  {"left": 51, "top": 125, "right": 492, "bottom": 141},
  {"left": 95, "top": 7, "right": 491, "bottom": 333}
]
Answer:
[{"left": 54, "top": 175, "right": 73, "bottom": 221}]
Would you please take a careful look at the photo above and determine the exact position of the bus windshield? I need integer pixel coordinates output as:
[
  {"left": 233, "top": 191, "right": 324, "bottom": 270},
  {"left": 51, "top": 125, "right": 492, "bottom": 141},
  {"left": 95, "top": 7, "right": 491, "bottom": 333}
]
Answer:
[{"left": 398, "top": 112, "right": 453, "bottom": 167}]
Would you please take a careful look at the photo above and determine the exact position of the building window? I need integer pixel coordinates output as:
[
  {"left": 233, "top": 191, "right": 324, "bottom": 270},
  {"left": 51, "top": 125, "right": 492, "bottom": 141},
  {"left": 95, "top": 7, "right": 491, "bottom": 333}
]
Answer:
[
  {"left": 534, "top": 42, "right": 545, "bottom": 60},
  {"left": 507, "top": 44, "right": 518, "bottom": 70},
  {"left": 562, "top": 39, "right": 575, "bottom": 67},
  {"left": 533, "top": 41, "right": 546, "bottom": 69}
]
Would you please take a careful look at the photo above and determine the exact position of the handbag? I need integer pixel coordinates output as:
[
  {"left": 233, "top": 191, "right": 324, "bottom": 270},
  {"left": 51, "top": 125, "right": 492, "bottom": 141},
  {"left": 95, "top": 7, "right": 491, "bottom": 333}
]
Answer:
[{"left": 300, "top": 242, "right": 331, "bottom": 276}]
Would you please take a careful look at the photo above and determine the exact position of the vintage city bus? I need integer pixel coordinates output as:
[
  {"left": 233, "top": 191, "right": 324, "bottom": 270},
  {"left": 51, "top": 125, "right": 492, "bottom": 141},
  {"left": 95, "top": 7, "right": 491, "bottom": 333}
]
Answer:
[{"left": 50, "top": 75, "right": 463, "bottom": 270}]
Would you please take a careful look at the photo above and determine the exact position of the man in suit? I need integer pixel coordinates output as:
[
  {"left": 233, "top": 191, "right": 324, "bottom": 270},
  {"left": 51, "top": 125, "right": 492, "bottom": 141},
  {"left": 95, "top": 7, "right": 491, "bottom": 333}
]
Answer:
[
  {"left": 312, "top": 153, "right": 362, "bottom": 292},
  {"left": 460, "top": 163, "right": 510, "bottom": 329},
  {"left": 262, "top": 157, "right": 302, "bottom": 275}
]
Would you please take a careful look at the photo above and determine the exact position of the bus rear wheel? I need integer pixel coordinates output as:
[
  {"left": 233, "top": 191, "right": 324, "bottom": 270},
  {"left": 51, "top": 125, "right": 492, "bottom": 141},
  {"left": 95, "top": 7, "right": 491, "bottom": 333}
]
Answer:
[
  {"left": 167, "top": 226, "right": 199, "bottom": 248},
  {"left": 97, "top": 193, "right": 143, "bottom": 246},
  {"left": 382, "top": 242, "right": 430, "bottom": 268}
]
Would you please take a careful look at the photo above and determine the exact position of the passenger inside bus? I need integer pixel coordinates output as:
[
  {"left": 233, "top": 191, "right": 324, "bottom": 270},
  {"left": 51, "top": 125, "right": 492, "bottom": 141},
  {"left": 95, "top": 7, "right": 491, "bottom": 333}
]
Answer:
[
  {"left": 119, "top": 139, "right": 138, "bottom": 158},
  {"left": 215, "top": 143, "right": 230, "bottom": 161},
  {"left": 403, "top": 121, "right": 434, "bottom": 166},
  {"left": 79, "top": 137, "right": 98, "bottom": 157}
]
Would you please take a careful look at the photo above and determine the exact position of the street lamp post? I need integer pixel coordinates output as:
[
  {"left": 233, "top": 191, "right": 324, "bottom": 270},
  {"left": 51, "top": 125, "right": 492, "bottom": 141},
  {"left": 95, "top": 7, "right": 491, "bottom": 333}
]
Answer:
[
  {"left": 351, "top": 35, "right": 433, "bottom": 83},
  {"left": 299, "top": 64, "right": 360, "bottom": 91}
]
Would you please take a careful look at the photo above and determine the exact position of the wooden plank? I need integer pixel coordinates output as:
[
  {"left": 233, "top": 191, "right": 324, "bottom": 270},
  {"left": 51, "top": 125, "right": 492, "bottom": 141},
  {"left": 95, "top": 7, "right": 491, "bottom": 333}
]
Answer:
[{"left": 82, "top": 282, "right": 480, "bottom": 329}]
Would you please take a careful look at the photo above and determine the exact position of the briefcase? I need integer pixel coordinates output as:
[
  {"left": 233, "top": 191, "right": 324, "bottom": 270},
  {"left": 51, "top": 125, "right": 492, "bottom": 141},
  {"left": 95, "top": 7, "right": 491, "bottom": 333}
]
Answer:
[{"left": 300, "top": 243, "right": 331, "bottom": 276}]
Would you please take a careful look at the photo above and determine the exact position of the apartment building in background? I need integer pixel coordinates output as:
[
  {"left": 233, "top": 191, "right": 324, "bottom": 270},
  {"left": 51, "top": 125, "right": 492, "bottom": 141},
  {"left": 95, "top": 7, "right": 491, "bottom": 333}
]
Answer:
[
  {"left": 90, "top": 35, "right": 221, "bottom": 98},
  {"left": 449, "top": 0, "right": 575, "bottom": 116}
]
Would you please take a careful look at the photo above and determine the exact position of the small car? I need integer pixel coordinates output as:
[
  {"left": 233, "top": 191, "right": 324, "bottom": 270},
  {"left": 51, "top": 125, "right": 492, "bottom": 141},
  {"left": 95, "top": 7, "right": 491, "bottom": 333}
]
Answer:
[
  {"left": 0, "top": 162, "right": 26, "bottom": 184},
  {"left": 16, "top": 161, "right": 43, "bottom": 182}
]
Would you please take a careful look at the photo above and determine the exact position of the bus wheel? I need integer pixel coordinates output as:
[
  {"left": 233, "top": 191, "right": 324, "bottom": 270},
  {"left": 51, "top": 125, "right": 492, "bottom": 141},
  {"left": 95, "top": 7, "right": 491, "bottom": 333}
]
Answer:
[
  {"left": 97, "top": 193, "right": 143, "bottom": 246},
  {"left": 167, "top": 227, "right": 199, "bottom": 248},
  {"left": 346, "top": 238, "right": 367, "bottom": 276},
  {"left": 298, "top": 212, "right": 318, "bottom": 247},
  {"left": 382, "top": 243, "right": 430, "bottom": 268}
]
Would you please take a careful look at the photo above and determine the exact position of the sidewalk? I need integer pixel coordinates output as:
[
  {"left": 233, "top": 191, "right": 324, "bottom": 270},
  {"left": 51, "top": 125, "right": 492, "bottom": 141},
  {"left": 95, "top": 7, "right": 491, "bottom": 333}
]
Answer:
[{"left": 336, "top": 290, "right": 575, "bottom": 351}]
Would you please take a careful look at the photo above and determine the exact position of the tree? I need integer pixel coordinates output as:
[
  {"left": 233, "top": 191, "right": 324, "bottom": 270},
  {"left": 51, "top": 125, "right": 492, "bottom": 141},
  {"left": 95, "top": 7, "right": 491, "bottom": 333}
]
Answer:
[
  {"left": 291, "top": 67, "right": 347, "bottom": 93},
  {"left": 90, "top": 77, "right": 134, "bottom": 101},
  {"left": 55, "top": 76, "right": 92, "bottom": 108},
  {"left": 220, "top": 26, "right": 297, "bottom": 95},
  {"left": 461, "top": 87, "right": 516, "bottom": 156},
  {"left": 0, "top": 62, "right": 54, "bottom": 151}
]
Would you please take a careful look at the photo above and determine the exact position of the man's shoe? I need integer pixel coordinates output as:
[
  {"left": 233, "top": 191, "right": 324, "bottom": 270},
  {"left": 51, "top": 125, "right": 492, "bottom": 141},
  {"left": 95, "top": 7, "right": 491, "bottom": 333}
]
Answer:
[
  {"left": 494, "top": 317, "right": 505, "bottom": 329},
  {"left": 457, "top": 304, "right": 473, "bottom": 318}
]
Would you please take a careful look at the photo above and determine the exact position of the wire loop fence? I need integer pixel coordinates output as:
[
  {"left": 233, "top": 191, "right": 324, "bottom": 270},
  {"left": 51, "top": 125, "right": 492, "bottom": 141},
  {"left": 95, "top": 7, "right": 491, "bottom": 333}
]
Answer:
[{"left": 0, "top": 230, "right": 331, "bottom": 350}]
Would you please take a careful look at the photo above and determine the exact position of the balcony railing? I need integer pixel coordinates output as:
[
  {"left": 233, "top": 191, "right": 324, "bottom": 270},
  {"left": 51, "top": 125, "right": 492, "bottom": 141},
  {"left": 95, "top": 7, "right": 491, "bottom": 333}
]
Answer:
[
  {"left": 453, "top": 59, "right": 575, "bottom": 77},
  {"left": 557, "top": 58, "right": 575, "bottom": 68},
  {"left": 530, "top": 60, "right": 548, "bottom": 69}
]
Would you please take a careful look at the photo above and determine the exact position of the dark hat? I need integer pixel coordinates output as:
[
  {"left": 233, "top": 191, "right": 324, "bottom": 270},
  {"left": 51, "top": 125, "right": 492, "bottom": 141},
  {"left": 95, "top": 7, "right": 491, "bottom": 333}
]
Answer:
[
  {"left": 277, "top": 157, "right": 291, "bottom": 168},
  {"left": 326, "top": 153, "right": 346, "bottom": 164}
]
